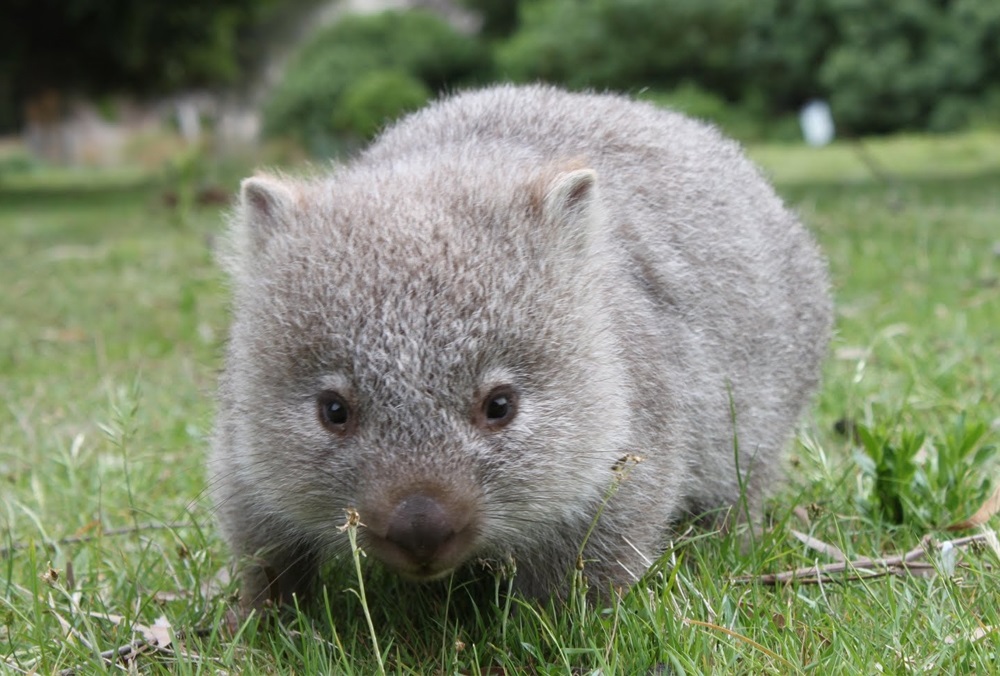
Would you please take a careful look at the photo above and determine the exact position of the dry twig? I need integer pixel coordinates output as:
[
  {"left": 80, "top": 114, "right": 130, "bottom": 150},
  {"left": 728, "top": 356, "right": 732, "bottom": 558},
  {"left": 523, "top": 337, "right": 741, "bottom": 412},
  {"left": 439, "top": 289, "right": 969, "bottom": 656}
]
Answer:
[
  {"left": 0, "top": 522, "right": 195, "bottom": 557},
  {"left": 56, "top": 639, "right": 166, "bottom": 676},
  {"left": 734, "top": 532, "right": 994, "bottom": 585}
]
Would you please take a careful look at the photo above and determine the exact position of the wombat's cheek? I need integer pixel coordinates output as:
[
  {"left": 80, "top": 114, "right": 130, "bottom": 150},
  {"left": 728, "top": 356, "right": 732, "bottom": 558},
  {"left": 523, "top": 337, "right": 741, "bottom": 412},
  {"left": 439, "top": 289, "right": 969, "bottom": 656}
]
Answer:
[{"left": 356, "top": 492, "right": 482, "bottom": 580}]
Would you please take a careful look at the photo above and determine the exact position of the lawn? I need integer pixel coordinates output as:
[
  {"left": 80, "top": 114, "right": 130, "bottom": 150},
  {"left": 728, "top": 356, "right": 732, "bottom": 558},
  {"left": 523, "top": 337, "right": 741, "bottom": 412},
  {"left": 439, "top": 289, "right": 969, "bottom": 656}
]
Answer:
[{"left": 1, "top": 132, "right": 998, "bottom": 673}]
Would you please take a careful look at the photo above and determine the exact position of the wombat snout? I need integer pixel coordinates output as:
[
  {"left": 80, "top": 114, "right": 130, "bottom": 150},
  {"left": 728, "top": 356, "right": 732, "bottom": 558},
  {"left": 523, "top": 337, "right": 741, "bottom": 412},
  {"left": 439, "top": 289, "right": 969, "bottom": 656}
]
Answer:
[
  {"left": 362, "top": 489, "right": 478, "bottom": 579},
  {"left": 385, "top": 494, "right": 456, "bottom": 563}
]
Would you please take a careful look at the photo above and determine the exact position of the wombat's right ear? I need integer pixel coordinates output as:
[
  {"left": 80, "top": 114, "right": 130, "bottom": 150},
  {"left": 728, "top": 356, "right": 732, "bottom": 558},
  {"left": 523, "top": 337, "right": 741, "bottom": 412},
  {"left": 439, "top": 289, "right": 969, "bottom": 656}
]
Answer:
[
  {"left": 239, "top": 176, "right": 296, "bottom": 251},
  {"left": 543, "top": 168, "right": 597, "bottom": 223},
  {"left": 219, "top": 176, "right": 297, "bottom": 278}
]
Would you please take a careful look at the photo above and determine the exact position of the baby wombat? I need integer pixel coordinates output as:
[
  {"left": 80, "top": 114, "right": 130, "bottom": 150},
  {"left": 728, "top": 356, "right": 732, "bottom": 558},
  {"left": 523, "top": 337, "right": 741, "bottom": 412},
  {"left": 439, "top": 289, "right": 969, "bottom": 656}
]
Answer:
[{"left": 210, "top": 84, "right": 832, "bottom": 611}]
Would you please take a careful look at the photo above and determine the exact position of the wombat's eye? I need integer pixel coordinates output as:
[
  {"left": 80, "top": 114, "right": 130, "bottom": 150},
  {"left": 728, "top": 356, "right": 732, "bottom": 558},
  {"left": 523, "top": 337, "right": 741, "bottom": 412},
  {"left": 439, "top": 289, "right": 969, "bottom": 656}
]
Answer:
[
  {"left": 477, "top": 386, "right": 518, "bottom": 429},
  {"left": 317, "top": 391, "right": 352, "bottom": 433}
]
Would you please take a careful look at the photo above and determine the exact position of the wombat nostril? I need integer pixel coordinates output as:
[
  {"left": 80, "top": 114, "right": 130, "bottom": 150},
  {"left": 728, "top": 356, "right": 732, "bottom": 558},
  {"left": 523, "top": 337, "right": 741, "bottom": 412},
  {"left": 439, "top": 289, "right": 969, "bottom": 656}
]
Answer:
[{"left": 385, "top": 495, "right": 455, "bottom": 563}]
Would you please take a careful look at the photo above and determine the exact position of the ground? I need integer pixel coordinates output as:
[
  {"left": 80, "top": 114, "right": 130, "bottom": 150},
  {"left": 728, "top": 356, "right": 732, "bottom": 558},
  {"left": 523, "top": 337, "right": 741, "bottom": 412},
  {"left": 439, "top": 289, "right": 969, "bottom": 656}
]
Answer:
[{"left": 1, "top": 132, "right": 998, "bottom": 673}]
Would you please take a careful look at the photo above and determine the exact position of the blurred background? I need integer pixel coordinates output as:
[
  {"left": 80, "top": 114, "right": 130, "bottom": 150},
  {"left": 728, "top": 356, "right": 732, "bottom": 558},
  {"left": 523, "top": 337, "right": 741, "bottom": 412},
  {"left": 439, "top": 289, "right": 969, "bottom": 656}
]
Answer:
[{"left": 2, "top": 0, "right": 999, "bottom": 184}]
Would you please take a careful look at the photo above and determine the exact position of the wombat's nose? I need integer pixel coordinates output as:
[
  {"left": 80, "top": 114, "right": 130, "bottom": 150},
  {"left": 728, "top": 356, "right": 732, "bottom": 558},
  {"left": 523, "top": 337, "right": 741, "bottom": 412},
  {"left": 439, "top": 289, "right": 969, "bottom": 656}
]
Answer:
[{"left": 385, "top": 495, "right": 454, "bottom": 563}]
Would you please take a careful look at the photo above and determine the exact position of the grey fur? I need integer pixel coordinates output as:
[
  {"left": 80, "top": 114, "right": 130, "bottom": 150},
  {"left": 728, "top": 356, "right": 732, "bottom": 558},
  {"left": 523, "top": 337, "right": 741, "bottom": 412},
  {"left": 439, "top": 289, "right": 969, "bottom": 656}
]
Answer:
[{"left": 210, "top": 84, "right": 832, "bottom": 610}]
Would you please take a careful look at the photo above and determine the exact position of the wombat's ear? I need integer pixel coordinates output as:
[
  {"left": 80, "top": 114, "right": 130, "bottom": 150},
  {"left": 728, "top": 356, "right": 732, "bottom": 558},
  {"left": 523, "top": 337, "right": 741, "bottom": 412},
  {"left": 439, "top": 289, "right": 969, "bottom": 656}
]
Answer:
[
  {"left": 239, "top": 176, "right": 296, "bottom": 252},
  {"left": 542, "top": 168, "right": 597, "bottom": 224},
  {"left": 540, "top": 168, "right": 602, "bottom": 256},
  {"left": 220, "top": 176, "right": 297, "bottom": 278}
]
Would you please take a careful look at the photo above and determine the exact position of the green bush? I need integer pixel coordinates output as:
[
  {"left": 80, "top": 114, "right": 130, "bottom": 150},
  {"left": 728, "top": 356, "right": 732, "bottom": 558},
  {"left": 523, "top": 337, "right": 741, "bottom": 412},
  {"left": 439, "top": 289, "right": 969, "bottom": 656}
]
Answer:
[
  {"left": 743, "top": 0, "right": 1000, "bottom": 135},
  {"left": 458, "top": 0, "right": 523, "bottom": 39},
  {"left": 639, "top": 85, "right": 734, "bottom": 124},
  {"left": 263, "top": 0, "right": 1000, "bottom": 146},
  {"left": 332, "top": 70, "right": 432, "bottom": 140},
  {"left": 490, "top": 0, "right": 1000, "bottom": 136},
  {"left": 638, "top": 84, "right": 799, "bottom": 143},
  {"left": 963, "top": 87, "right": 1000, "bottom": 130},
  {"left": 0, "top": 151, "right": 40, "bottom": 180},
  {"left": 262, "top": 10, "right": 489, "bottom": 153},
  {"left": 854, "top": 414, "right": 997, "bottom": 527},
  {"left": 497, "top": 0, "right": 749, "bottom": 98}
]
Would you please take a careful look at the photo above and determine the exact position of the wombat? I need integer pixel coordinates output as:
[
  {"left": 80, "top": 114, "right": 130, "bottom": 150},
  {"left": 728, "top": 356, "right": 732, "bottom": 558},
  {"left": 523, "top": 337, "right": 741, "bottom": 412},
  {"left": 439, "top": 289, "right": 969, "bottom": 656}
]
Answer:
[{"left": 210, "top": 84, "right": 832, "bottom": 611}]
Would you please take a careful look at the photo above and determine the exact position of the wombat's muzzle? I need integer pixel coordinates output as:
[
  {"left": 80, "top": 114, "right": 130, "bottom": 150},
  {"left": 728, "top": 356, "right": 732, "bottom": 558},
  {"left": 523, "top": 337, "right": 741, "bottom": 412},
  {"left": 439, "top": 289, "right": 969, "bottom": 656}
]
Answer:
[
  {"left": 361, "top": 491, "right": 479, "bottom": 579},
  {"left": 385, "top": 494, "right": 455, "bottom": 563}
]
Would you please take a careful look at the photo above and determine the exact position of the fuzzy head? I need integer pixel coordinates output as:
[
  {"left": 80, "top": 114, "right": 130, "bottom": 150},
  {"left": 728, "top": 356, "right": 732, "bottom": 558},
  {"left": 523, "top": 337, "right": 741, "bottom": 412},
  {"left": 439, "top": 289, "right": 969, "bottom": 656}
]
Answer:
[{"left": 216, "top": 154, "right": 633, "bottom": 580}]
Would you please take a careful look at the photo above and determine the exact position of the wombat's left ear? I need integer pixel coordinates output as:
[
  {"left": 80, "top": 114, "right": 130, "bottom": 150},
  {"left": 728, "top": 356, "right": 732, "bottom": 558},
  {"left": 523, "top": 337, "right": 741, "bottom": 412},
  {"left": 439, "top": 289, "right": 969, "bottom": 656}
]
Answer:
[{"left": 239, "top": 175, "right": 296, "bottom": 252}]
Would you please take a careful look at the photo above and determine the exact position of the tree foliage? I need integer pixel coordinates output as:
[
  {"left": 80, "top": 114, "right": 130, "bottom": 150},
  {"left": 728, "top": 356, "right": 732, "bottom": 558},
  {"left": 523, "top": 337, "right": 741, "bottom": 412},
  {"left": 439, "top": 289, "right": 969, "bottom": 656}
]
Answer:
[
  {"left": 261, "top": 10, "right": 489, "bottom": 153},
  {"left": 332, "top": 70, "right": 433, "bottom": 140},
  {"left": 0, "top": 0, "right": 294, "bottom": 130},
  {"left": 489, "top": 0, "right": 1000, "bottom": 136},
  {"left": 497, "top": 0, "right": 749, "bottom": 99},
  {"left": 458, "top": 0, "right": 531, "bottom": 39},
  {"left": 744, "top": 0, "right": 1000, "bottom": 134}
]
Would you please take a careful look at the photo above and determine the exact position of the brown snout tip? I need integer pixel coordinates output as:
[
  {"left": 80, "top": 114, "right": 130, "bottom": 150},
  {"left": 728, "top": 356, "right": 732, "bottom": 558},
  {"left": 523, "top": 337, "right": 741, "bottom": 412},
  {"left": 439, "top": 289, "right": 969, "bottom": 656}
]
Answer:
[{"left": 384, "top": 494, "right": 455, "bottom": 563}]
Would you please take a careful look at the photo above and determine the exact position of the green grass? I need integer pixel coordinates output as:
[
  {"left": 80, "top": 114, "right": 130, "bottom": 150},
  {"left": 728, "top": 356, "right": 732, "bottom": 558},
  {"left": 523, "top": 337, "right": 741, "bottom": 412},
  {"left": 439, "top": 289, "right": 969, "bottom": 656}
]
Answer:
[{"left": 2, "top": 132, "right": 998, "bottom": 673}]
